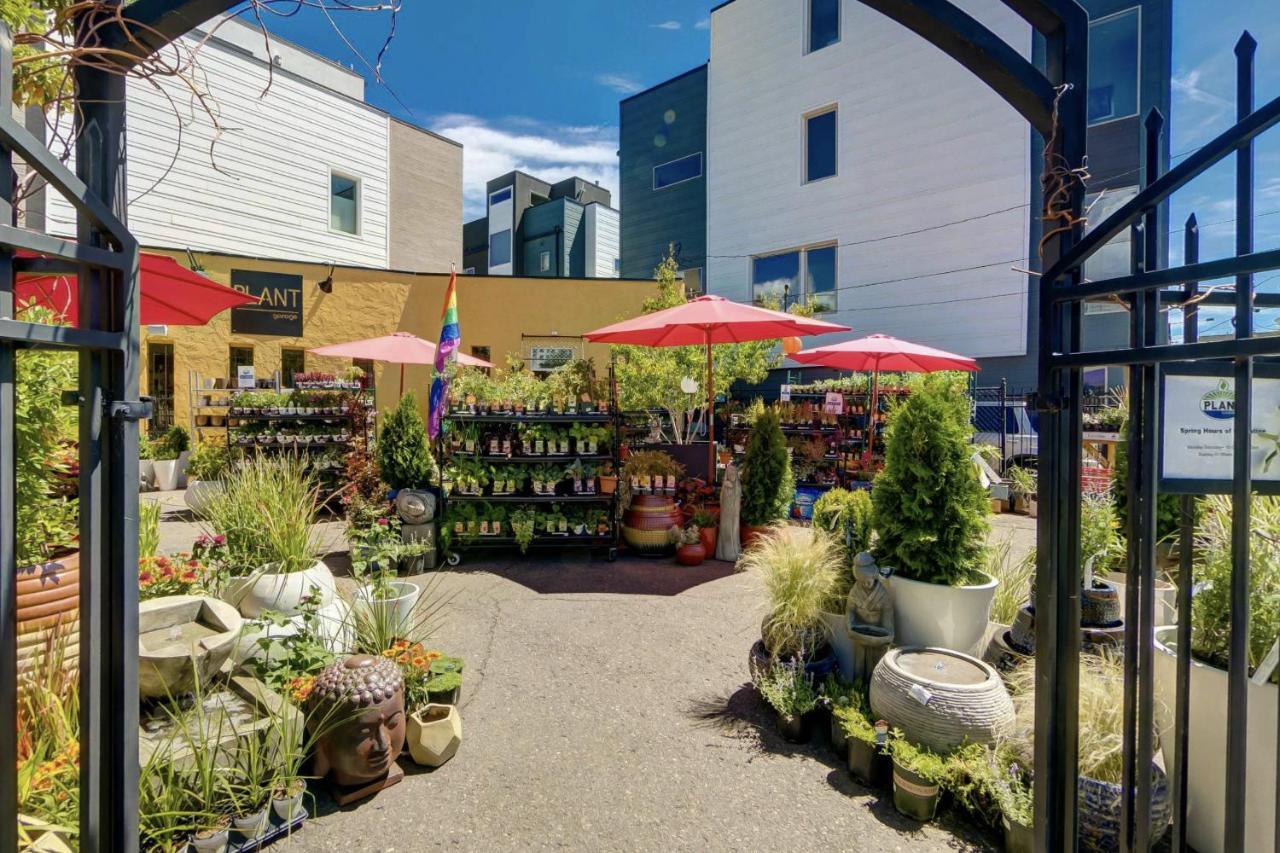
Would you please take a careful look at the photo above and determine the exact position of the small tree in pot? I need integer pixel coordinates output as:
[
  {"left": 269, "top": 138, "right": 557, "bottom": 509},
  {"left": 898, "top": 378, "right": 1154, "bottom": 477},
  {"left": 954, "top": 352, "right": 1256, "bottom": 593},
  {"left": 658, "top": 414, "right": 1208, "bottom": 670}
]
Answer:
[
  {"left": 378, "top": 392, "right": 438, "bottom": 491},
  {"left": 871, "top": 374, "right": 993, "bottom": 655},
  {"left": 739, "top": 406, "right": 793, "bottom": 548}
]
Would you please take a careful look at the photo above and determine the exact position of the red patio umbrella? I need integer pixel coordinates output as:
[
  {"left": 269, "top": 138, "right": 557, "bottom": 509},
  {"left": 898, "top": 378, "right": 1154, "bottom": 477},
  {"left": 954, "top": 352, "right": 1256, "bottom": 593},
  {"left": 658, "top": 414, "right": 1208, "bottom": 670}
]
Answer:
[
  {"left": 309, "top": 331, "right": 494, "bottom": 397},
  {"left": 583, "top": 294, "right": 850, "bottom": 478},
  {"left": 14, "top": 251, "right": 257, "bottom": 325},
  {"left": 790, "top": 333, "right": 978, "bottom": 459}
]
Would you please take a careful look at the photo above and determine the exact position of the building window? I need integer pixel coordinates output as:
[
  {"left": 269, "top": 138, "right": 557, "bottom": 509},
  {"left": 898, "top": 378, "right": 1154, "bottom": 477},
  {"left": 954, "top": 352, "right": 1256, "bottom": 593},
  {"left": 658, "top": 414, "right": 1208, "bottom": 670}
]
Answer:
[
  {"left": 752, "top": 244, "right": 837, "bottom": 312},
  {"left": 229, "top": 346, "right": 254, "bottom": 384},
  {"left": 807, "top": 0, "right": 840, "bottom": 53},
  {"left": 804, "top": 107, "right": 838, "bottom": 183},
  {"left": 540, "top": 250, "right": 552, "bottom": 273},
  {"left": 681, "top": 268, "right": 704, "bottom": 297},
  {"left": 281, "top": 349, "right": 305, "bottom": 388},
  {"left": 463, "top": 267, "right": 476, "bottom": 275},
  {"left": 353, "top": 358, "right": 376, "bottom": 389},
  {"left": 1087, "top": 8, "right": 1139, "bottom": 125},
  {"left": 653, "top": 153, "right": 703, "bottom": 190},
  {"left": 490, "top": 230, "right": 512, "bottom": 267},
  {"left": 471, "top": 346, "right": 492, "bottom": 375},
  {"left": 330, "top": 172, "right": 360, "bottom": 234},
  {"left": 489, "top": 187, "right": 512, "bottom": 206}
]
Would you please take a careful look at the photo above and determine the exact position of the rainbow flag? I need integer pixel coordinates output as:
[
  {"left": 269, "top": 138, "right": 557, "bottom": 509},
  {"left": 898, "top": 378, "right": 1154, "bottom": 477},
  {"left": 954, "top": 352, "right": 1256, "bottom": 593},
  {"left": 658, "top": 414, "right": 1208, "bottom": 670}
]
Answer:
[{"left": 428, "top": 268, "right": 460, "bottom": 439}]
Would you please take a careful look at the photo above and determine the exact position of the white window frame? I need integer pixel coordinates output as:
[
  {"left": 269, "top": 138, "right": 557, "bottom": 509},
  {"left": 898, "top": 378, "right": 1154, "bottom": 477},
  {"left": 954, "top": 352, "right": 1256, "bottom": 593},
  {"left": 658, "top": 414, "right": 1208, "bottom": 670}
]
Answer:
[
  {"left": 539, "top": 250, "right": 552, "bottom": 273},
  {"left": 652, "top": 152, "right": 704, "bottom": 191},
  {"left": 802, "top": 105, "right": 839, "bottom": 185},
  {"left": 750, "top": 242, "right": 838, "bottom": 313},
  {"left": 804, "top": 0, "right": 841, "bottom": 55},
  {"left": 328, "top": 170, "right": 362, "bottom": 236},
  {"left": 1086, "top": 6, "right": 1141, "bottom": 128}
]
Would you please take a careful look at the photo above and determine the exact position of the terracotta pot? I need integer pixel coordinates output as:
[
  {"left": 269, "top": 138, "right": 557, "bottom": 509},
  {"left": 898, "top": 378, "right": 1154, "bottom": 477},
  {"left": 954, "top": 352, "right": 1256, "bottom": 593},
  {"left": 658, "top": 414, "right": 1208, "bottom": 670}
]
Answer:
[
  {"left": 622, "top": 495, "right": 681, "bottom": 556},
  {"left": 697, "top": 525, "right": 718, "bottom": 555},
  {"left": 676, "top": 542, "right": 706, "bottom": 566},
  {"left": 739, "top": 524, "right": 772, "bottom": 550},
  {"left": 16, "top": 552, "right": 80, "bottom": 671},
  {"left": 599, "top": 475, "right": 618, "bottom": 495}
]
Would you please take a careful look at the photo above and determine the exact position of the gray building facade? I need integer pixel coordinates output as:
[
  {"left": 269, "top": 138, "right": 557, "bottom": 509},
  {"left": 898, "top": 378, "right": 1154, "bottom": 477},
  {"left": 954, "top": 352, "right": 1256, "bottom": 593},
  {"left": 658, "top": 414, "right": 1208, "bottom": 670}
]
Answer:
[{"left": 618, "top": 64, "right": 708, "bottom": 290}]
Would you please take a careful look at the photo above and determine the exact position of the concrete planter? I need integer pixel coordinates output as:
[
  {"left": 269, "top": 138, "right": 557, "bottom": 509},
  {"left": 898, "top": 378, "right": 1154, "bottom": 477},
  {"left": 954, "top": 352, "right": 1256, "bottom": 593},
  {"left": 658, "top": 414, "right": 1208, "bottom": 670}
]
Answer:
[
  {"left": 1152, "top": 626, "right": 1276, "bottom": 852},
  {"left": 406, "top": 703, "right": 462, "bottom": 767},
  {"left": 222, "top": 560, "right": 336, "bottom": 618},
  {"left": 887, "top": 570, "right": 998, "bottom": 657},
  {"left": 183, "top": 479, "right": 225, "bottom": 516},
  {"left": 138, "top": 595, "right": 242, "bottom": 699},
  {"left": 818, "top": 610, "right": 855, "bottom": 681}
]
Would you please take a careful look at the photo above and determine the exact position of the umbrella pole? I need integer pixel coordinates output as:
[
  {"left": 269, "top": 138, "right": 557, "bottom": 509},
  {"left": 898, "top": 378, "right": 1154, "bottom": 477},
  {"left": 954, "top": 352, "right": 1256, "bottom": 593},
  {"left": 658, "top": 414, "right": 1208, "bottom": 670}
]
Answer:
[
  {"left": 706, "top": 333, "right": 715, "bottom": 483},
  {"left": 399, "top": 363, "right": 405, "bottom": 398},
  {"left": 866, "top": 363, "right": 880, "bottom": 464}
]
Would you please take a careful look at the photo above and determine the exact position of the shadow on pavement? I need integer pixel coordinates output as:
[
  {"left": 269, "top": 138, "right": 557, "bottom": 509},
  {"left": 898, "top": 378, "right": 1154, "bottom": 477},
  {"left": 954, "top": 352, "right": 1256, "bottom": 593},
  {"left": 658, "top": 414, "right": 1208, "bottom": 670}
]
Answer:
[{"left": 446, "top": 552, "right": 738, "bottom": 596}]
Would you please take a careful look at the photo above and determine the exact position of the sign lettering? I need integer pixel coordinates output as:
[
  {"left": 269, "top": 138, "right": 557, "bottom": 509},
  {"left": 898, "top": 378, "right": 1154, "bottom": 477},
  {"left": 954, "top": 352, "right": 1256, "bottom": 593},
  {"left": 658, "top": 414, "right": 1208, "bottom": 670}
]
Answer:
[{"left": 230, "top": 270, "right": 304, "bottom": 336}]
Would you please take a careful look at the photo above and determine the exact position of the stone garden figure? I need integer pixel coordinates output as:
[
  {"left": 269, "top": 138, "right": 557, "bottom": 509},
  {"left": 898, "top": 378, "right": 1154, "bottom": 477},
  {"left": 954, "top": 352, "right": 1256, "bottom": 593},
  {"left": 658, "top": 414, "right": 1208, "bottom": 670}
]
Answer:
[
  {"left": 309, "top": 654, "right": 407, "bottom": 804},
  {"left": 847, "top": 552, "right": 894, "bottom": 683},
  {"left": 717, "top": 461, "right": 742, "bottom": 562}
]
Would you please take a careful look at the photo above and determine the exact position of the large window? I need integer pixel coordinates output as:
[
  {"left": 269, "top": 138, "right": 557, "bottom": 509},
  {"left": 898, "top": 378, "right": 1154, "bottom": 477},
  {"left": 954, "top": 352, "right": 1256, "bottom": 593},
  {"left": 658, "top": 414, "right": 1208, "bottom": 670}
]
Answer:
[
  {"left": 752, "top": 245, "right": 837, "bottom": 312},
  {"left": 490, "top": 187, "right": 512, "bottom": 206},
  {"left": 330, "top": 172, "right": 360, "bottom": 234},
  {"left": 805, "top": 107, "right": 838, "bottom": 183},
  {"left": 490, "top": 230, "right": 512, "bottom": 267},
  {"left": 807, "top": 0, "right": 840, "bottom": 53},
  {"left": 229, "top": 346, "right": 254, "bottom": 384},
  {"left": 1087, "top": 8, "right": 1139, "bottom": 125},
  {"left": 281, "top": 349, "right": 305, "bottom": 388},
  {"left": 653, "top": 153, "right": 703, "bottom": 190}
]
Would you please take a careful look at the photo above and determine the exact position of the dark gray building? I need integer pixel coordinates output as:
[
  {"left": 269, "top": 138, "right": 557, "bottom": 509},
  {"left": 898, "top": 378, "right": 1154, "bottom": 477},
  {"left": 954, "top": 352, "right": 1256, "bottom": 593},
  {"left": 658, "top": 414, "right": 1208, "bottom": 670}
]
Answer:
[
  {"left": 618, "top": 64, "right": 708, "bottom": 291},
  {"left": 463, "top": 171, "right": 620, "bottom": 278}
]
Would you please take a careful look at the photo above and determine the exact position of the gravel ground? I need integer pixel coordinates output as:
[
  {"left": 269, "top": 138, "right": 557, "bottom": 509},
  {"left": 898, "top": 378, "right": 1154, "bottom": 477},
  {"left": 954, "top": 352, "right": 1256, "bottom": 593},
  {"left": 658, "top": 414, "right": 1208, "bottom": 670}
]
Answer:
[{"left": 148, "top": 492, "right": 1034, "bottom": 853}]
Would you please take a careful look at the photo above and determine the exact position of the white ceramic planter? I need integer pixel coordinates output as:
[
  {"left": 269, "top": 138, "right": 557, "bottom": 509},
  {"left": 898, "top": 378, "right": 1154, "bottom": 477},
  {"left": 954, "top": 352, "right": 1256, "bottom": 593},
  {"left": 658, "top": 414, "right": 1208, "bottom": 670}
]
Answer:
[
  {"left": 139, "top": 459, "right": 155, "bottom": 490},
  {"left": 152, "top": 451, "right": 189, "bottom": 491},
  {"left": 1152, "top": 627, "right": 1276, "bottom": 853},
  {"left": 354, "top": 581, "right": 421, "bottom": 634},
  {"left": 183, "top": 479, "right": 225, "bottom": 516},
  {"left": 221, "top": 561, "right": 336, "bottom": 619},
  {"left": 887, "top": 571, "right": 998, "bottom": 657},
  {"left": 818, "top": 610, "right": 855, "bottom": 681},
  {"left": 1102, "top": 571, "right": 1178, "bottom": 626}
]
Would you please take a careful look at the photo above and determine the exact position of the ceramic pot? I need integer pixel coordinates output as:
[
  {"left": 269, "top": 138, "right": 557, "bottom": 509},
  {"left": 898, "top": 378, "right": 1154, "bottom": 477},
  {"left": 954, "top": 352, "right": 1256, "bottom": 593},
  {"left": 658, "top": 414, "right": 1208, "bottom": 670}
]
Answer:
[
  {"left": 1080, "top": 580, "right": 1122, "bottom": 627},
  {"left": 152, "top": 450, "right": 190, "bottom": 491},
  {"left": 428, "top": 685, "right": 461, "bottom": 706},
  {"left": 190, "top": 826, "right": 229, "bottom": 853},
  {"left": 1003, "top": 817, "right": 1035, "bottom": 853},
  {"left": 183, "top": 479, "right": 225, "bottom": 516},
  {"left": 1078, "top": 765, "right": 1171, "bottom": 851},
  {"left": 271, "top": 781, "right": 306, "bottom": 823},
  {"left": 354, "top": 581, "right": 421, "bottom": 635},
  {"left": 847, "top": 738, "right": 889, "bottom": 788},
  {"left": 739, "top": 524, "right": 773, "bottom": 551},
  {"left": 406, "top": 703, "right": 462, "bottom": 767},
  {"left": 1152, "top": 626, "right": 1276, "bottom": 852},
  {"left": 775, "top": 711, "right": 809, "bottom": 743},
  {"left": 1104, "top": 572, "right": 1178, "bottom": 627},
  {"left": 599, "top": 475, "right": 618, "bottom": 495},
  {"left": 139, "top": 459, "right": 155, "bottom": 490},
  {"left": 622, "top": 495, "right": 681, "bottom": 556},
  {"left": 887, "top": 570, "right": 998, "bottom": 656},
  {"left": 892, "top": 761, "right": 940, "bottom": 822},
  {"left": 676, "top": 542, "right": 706, "bottom": 566},
  {"left": 221, "top": 561, "right": 336, "bottom": 618},
  {"left": 232, "top": 809, "right": 269, "bottom": 841},
  {"left": 16, "top": 551, "right": 80, "bottom": 672},
  {"left": 697, "top": 525, "right": 718, "bottom": 555}
]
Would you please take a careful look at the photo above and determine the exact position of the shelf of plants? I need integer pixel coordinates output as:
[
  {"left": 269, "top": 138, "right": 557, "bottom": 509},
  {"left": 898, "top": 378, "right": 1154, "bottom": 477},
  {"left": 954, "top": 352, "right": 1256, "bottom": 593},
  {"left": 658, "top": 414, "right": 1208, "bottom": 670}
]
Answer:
[{"left": 438, "top": 397, "right": 621, "bottom": 563}]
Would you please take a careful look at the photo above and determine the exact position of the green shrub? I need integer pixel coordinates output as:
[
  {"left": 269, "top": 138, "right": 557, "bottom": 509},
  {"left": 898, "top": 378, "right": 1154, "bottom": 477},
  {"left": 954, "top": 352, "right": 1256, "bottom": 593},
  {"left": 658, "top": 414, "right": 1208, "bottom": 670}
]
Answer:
[
  {"left": 738, "top": 528, "right": 843, "bottom": 657},
  {"left": 871, "top": 374, "right": 989, "bottom": 585},
  {"left": 378, "top": 393, "right": 437, "bottom": 490},
  {"left": 740, "top": 407, "right": 793, "bottom": 526},
  {"left": 185, "top": 441, "right": 228, "bottom": 481},
  {"left": 153, "top": 425, "right": 189, "bottom": 461},
  {"left": 812, "top": 487, "right": 873, "bottom": 557}
]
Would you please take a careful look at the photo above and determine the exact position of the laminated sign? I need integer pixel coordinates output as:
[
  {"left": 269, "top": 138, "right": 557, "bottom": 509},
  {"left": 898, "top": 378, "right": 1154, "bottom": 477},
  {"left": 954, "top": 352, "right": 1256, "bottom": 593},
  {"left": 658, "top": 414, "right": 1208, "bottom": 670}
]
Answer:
[
  {"left": 823, "top": 392, "right": 844, "bottom": 415},
  {"left": 1159, "top": 369, "right": 1280, "bottom": 494}
]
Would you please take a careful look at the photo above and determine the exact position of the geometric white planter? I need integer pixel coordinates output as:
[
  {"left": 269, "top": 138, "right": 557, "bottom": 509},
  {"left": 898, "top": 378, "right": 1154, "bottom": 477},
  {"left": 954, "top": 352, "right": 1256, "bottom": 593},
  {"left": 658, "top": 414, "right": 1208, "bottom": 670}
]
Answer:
[
  {"left": 152, "top": 451, "right": 190, "bottom": 491},
  {"left": 887, "top": 571, "right": 998, "bottom": 657},
  {"left": 184, "top": 479, "right": 225, "bottom": 516},
  {"left": 1152, "top": 626, "right": 1277, "bottom": 853},
  {"left": 221, "top": 560, "right": 336, "bottom": 619}
]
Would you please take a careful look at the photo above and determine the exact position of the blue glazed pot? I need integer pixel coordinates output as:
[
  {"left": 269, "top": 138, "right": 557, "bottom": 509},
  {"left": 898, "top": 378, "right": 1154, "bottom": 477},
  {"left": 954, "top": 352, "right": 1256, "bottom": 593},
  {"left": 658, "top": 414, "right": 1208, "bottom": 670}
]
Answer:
[{"left": 1078, "top": 763, "right": 1171, "bottom": 852}]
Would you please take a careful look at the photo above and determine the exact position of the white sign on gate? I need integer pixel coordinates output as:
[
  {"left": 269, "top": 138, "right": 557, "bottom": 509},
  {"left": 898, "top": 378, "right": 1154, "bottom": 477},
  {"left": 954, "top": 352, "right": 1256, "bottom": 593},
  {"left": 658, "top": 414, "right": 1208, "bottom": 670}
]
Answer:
[{"left": 1160, "top": 374, "right": 1280, "bottom": 485}]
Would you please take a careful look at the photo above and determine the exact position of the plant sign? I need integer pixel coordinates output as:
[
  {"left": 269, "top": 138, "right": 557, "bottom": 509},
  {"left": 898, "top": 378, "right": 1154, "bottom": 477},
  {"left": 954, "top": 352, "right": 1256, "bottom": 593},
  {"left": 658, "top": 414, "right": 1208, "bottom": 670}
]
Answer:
[
  {"left": 237, "top": 364, "right": 255, "bottom": 389},
  {"left": 230, "top": 269, "right": 304, "bottom": 336},
  {"left": 1158, "top": 364, "right": 1280, "bottom": 495},
  {"left": 823, "top": 392, "right": 844, "bottom": 415}
]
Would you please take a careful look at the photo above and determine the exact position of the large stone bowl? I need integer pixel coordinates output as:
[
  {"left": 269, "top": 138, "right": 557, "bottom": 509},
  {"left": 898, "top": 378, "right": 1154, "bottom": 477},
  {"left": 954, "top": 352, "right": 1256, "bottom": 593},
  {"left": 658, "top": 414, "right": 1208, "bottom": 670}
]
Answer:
[
  {"left": 139, "top": 595, "right": 242, "bottom": 699},
  {"left": 869, "top": 646, "right": 1015, "bottom": 752}
]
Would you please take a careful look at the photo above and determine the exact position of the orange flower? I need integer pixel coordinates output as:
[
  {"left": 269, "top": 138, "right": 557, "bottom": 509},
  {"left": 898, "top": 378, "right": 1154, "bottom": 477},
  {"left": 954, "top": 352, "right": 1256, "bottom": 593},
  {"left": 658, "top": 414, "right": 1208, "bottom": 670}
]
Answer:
[
  {"left": 180, "top": 570, "right": 199, "bottom": 583},
  {"left": 138, "top": 572, "right": 154, "bottom": 587},
  {"left": 424, "top": 650, "right": 443, "bottom": 662},
  {"left": 381, "top": 649, "right": 397, "bottom": 658},
  {"left": 410, "top": 655, "right": 428, "bottom": 668},
  {"left": 397, "top": 652, "right": 411, "bottom": 664},
  {"left": 392, "top": 639, "right": 410, "bottom": 650}
]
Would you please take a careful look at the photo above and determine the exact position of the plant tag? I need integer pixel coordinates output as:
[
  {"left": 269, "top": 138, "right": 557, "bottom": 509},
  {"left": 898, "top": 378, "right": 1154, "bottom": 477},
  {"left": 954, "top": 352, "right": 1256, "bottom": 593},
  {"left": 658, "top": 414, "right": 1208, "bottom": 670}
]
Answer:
[
  {"left": 1251, "top": 637, "right": 1280, "bottom": 686},
  {"left": 909, "top": 684, "right": 932, "bottom": 706}
]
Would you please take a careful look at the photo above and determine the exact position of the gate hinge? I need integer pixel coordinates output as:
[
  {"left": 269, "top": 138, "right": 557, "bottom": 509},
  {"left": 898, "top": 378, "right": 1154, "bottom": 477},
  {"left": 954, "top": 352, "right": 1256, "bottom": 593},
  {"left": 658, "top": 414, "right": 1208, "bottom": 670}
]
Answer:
[
  {"left": 107, "top": 396, "right": 153, "bottom": 422},
  {"left": 1029, "top": 392, "right": 1066, "bottom": 414}
]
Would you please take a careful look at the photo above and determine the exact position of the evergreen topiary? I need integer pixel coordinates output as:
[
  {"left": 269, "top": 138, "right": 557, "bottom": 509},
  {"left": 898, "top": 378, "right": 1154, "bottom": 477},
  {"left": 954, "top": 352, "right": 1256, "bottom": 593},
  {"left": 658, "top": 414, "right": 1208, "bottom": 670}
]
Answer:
[
  {"left": 378, "top": 393, "right": 437, "bottom": 490},
  {"left": 740, "top": 406, "right": 793, "bottom": 526},
  {"left": 812, "top": 487, "right": 874, "bottom": 559},
  {"left": 871, "top": 374, "right": 989, "bottom": 585}
]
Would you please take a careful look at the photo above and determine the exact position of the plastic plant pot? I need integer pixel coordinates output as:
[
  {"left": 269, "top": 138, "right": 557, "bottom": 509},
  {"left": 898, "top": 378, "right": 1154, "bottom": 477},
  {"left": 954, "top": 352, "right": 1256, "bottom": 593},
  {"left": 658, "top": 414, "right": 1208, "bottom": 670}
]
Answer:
[
  {"left": 892, "top": 760, "right": 940, "bottom": 822},
  {"left": 775, "top": 711, "right": 809, "bottom": 744},
  {"left": 847, "top": 738, "right": 889, "bottom": 787}
]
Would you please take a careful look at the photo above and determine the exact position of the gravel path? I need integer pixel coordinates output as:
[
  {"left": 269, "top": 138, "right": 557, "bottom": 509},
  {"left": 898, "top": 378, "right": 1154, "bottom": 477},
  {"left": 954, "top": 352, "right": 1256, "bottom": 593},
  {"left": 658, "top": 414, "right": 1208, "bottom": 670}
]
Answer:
[{"left": 148, "top": 493, "right": 1031, "bottom": 852}]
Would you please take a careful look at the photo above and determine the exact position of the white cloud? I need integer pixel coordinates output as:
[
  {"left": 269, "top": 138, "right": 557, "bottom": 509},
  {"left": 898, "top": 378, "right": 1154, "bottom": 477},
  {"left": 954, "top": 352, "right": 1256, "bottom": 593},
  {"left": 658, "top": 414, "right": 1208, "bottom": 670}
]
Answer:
[
  {"left": 652, "top": 20, "right": 682, "bottom": 30},
  {"left": 695, "top": 18, "right": 710, "bottom": 30},
  {"left": 596, "top": 73, "right": 644, "bottom": 94},
  {"left": 1171, "top": 68, "right": 1232, "bottom": 110},
  {"left": 432, "top": 114, "right": 619, "bottom": 220}
]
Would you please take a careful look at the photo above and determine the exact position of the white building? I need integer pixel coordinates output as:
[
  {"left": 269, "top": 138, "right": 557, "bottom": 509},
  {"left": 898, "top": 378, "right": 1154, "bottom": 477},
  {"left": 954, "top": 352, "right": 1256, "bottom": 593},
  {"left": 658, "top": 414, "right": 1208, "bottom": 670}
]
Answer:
[
  {"left": 42, "top": 15, "right": 462, "bottom": 272},
  {"left": 706, "top": 0, "right": 1033, "bottom": 362}
]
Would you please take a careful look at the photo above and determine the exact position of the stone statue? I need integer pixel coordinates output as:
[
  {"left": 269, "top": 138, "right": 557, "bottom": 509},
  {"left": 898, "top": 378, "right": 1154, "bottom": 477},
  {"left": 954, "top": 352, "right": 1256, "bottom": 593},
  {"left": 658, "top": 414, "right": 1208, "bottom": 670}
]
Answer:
[
  {"left": 717, "top": 461, "right": 742, "bottom": 562},
  {"left": 846, "top": 552, "right": 894, "bottom": 683},
  {"left": 309, "top": 654, "right": 406, "bottom": 804}
]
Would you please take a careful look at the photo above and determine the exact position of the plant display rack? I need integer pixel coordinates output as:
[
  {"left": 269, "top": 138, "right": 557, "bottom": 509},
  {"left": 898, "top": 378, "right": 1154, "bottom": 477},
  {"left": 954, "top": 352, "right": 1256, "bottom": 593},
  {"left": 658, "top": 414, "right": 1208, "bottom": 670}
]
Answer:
[{"left": 438, "top": 401, "right": 620, "bottom": 565}]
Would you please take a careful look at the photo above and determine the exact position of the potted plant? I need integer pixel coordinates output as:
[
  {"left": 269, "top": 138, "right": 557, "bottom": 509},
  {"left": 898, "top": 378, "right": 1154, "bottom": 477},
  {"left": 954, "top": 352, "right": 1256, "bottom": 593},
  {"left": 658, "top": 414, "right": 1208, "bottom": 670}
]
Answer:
[
  {"left": 598, "top": 461, "right": 618, "bottom": 495},
  {"left": 1152, "top": 493, "right": 1277, "bottom": 853},
  {"left": 139, "top": 431, "right": 156, "bottom": 490},
  {"left": 739, "top": 407, "right": 793, "bottom": 548},
  {"left": 510, "top": 507, "right": 537, "bottom": 554},
  {"left": 227, "top": 727, "right": 273, "bottom": 842},
  {"left": 675, "top": 525, "right": 706, "bottom": 566},
  {"left": 352, "top": 544, "right": 421, "bottom": 635},
  {"left": 152, "top": 425, "right": 191, "bottom": 491},
  {"left": 835, "top": 690, "right": 890, "bottom": 787},
  {"left": 887, "top": 730, "right": 947, "bottom": 822},
  {"left": 753, "top": 656, "right": 819, "bottom": 742},
  {"left": 378, "top": 392, "right": 438, "bottom": 492},
  {"left": 987, "top": 754, "right": 1034, "bottom": 853},
  {"left": 691, "top": 508, "right": 719, "bottom": 556},
  {"left": 184, "top": 439, "right": 229, "bottom": 514},
  {"left": 620, "top": 450, "right": 685, "bottom": 555},
  {"left": 872, "top": 375, "right": 995, "bottom": 656},
  {"left": 425, "top": 668, "right": 463, "bottom": 706},
  {"left": 1006, "top": 465, "right": 1037, "bottom": 516}
]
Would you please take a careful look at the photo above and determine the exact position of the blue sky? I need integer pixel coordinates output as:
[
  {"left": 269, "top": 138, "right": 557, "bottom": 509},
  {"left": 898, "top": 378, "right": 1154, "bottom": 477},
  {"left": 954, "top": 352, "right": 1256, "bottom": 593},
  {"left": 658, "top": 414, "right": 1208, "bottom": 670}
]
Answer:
[{"left": 257, "top": 0, "right": 1279, "bottom": 335}]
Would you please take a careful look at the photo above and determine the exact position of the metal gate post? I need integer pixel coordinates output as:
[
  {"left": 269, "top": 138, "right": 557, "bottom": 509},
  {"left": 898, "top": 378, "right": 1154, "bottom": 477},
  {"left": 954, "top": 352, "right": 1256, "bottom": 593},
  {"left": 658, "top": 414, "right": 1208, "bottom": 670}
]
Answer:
[{"left": 0, "top": 24, "right": 16, "bottom": 853}]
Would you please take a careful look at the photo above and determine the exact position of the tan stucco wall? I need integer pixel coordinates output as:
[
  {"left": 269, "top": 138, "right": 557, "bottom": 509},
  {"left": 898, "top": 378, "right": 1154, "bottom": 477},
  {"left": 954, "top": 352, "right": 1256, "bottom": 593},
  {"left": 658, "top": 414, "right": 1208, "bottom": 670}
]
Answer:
[
  {"left": 388, "top": 120, "right": 463, "bottom": 272},
  {"left": 140, "top": 251, "right": 657, "bottom": 434}
]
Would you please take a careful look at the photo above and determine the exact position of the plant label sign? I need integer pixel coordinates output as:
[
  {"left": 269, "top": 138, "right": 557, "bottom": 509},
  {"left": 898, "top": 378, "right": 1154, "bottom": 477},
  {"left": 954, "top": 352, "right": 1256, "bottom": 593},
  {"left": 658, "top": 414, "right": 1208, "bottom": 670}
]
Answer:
[
  {"left": 1159, "top": 367, "right": 1280, "bottom": 494},
  {"left": 823, "top": 392, "right": 844, "bottom": 415},
  {"left": 236, "top": 365, "right": 255, "bottom": 389},
  {"left": 780, "top": 384, "right": 792, "bottom": 402}
]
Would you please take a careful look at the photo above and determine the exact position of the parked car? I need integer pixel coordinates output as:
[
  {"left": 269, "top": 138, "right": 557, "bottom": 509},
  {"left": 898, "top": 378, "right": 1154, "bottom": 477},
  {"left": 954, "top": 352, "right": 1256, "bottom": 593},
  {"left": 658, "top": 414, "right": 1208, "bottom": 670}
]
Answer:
[{"left": 973, "top": 400, "right": 1039, "bottom": 470}]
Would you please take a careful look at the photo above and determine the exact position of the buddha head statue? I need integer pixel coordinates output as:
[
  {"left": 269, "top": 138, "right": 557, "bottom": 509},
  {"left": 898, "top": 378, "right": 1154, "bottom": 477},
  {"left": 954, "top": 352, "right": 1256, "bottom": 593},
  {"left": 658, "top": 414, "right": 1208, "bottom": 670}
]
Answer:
[{"left": 309, "top": 654, "right": 406, "bottom": 786}]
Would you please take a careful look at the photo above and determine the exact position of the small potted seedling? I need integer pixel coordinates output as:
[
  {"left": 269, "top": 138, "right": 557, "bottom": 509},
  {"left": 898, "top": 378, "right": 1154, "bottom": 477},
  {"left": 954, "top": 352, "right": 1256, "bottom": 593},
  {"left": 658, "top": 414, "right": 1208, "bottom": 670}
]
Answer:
[{"left": 752, "top": 657, "right": 818, "bottom": 743}]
